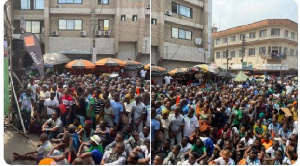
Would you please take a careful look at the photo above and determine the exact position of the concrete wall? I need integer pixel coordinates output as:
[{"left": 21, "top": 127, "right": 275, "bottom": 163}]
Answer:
[
  {"left": 117, "top": 42, "right": 137, "bottom": 61},
  {"left": 49, "top": 37, "right": 92, "bottom": 53},
  {"left": 159, "top": 59, "right": 200, "bottom": 70}
]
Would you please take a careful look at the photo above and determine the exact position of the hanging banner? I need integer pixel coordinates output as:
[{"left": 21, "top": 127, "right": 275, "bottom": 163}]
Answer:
[{"left": 20, "top": 32, "right": 44, "bottom": 77}]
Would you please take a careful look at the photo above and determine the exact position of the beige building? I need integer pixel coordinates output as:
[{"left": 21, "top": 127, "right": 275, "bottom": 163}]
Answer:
[
  {"left": 9, "top": 0, "right": 150, "bottom": 64},
  {"left": 151, "top": 0, "right": 211, "bottom": 70},
  {"left": 212, "top": 19, "right": 298, "bottom": 75}
]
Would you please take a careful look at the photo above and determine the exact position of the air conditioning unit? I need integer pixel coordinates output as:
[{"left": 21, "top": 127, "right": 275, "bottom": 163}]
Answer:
[
  {"left": 95, "top": 30, "right": 102, "bottom": 36},
  {"left": 52, "top": 30, "right": 59, "bottom": 37},
  {"left": 80, "top": 31, "right": 86, "bottom": 37},
  {"left": 104, "top": 31, "right": 110, "bottom": 36},
  {"left": 146, "top": 3, "right": 150, "bottom": 9},
  {"left": 165, "top": 10, "right": 172, "bottom": 16}
]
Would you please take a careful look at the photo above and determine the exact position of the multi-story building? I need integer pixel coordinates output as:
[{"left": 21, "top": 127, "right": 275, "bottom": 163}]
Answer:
[
  {"left": 151, "top": 0, "right": 211, "bottom": 70},
  {"left": 212, "top": 19, "right": 298, "bottom": 75},
  {"left": 8, "top": 0, "right": 150, "bottom": 64}
]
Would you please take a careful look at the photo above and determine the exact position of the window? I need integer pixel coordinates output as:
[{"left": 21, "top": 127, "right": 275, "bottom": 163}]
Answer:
[
  {"left": 121, "top": 15, "right": 126, "bottom": 21},
  {"left": 171, "top": 27, "right": 192, "bottom": 40},
  {"left": 249, "top": 32, "right": 256, "bottom": 39},
  {"left": 259, "top": 47, "right": 266, "bottom": 54},
  {"left": 290, "top": 49, "right": 294, "bottom": 56},
  {"left": 172, "top": 2, "right": 192, "bottom": 18},
  {"left": 132, "top": 15, "right": 137, "bottom": 21},
  {"left": 230, "top": 36, "right": 236, "bottom": 42},
  {"left": 230, "top": 51, "right": 236, "bottom": 58},
  {"left": 26, "top": 21, "right": 41, "bottom": 33},
  {"left": 285, "top": 30, "right": 289, "bottom": 38},
  {"left": 58, "top": 0, "right": 82, "bottom": 4},
  {"left": 151, "top": 19, "right": 157, "bottom": 25},
  {"left": 271, "top": 28, "right": 280, "bottom": 36},
  {"left": 223, "top": 37, "right": 227, "bottom": 43},
  {"left": 98, "top": 0, "right": 109, "bottom": 5},
  {"left": 222, "top": 51, "right": 227, "bottom": 58},
  {"left": 59, "top": 19, "right": 82, "bottom": 30},
  {"left": 240, "top": 34, "right": 245, "bottom": 41},
  {"left": 16, "top": 0, "right": 44, "bottom": 9},
  {"left": 269, "top": 46, "right": 282, "bottom": 59},
  {"left": 259, "top": 29, "right": 267, "bottom": 37},
  {"left": 239, "top": 50, "right": 244, "bottom": 57},
  {"left": 283, "top": 47, "right": 288, "bottom": 58},
  {"left": 215, "top": 39, "right": 220, "bottom": 45},
  {"left": 248, "top": 48, "right": 255, "bottom": 56},
  {"left": 291, "top": 32, "right": 295, "bottom": 39},
  {"left": 216, "top": 52, "right": 220, "bottom": 59},
  {"left": 98, "top": 19, "right": 110, "bottom": 31}
]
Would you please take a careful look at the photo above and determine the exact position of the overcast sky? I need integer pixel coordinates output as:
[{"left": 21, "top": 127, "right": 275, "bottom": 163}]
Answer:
[{"left": 212, "top": 0, "right": 298, "bottom": 31}]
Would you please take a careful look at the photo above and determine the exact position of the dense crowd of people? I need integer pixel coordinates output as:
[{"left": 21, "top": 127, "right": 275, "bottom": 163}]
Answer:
[
  {"left": 13, "top": 73, "right": 151, "bottom": 165},
  {"left": 151, "top": 74, "right": 298, "bottom": 165}
]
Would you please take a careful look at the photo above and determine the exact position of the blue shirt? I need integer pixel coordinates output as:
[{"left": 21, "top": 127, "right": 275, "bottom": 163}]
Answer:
[
  {"left": 182, "top": 105, "right": 189, "bottom": 115},
  {"left": 151, "top": 119, "right": 160, "bottom": 141},
  {"left": 91, "top": 149, "right": 103, "bottom": 164},
  {"left": 110, "top": 100, "right": 124, "bottom": 123}
]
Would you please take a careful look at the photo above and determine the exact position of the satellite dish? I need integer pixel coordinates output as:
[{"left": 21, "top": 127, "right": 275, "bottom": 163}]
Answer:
[{"left": 195, "top": 38, "right": 202, "bottom": 45}]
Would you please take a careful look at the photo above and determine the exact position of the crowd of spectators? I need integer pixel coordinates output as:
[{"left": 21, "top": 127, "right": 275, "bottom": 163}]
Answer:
[
  {"left": 151, "top": 75, "right": 298, "bottom": 165},
  {"left": 13, "top": 73, "right": 151, "bottom": 165}
]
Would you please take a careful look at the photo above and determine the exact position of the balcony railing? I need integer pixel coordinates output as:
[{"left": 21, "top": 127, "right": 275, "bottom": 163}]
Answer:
[{"left": 262, "top": 52, "right": 287, "bottom": 60}]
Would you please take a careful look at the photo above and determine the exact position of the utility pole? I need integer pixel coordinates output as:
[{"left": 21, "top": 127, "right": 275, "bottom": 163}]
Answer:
[{"left": 241, "top": 36, "right": 246, "bottom": 70}]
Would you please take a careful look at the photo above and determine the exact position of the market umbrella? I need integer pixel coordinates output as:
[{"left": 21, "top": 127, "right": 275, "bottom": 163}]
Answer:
[
  {"left": 144, "top": 64, "right": 150, "bottom": 70},
  {"left": 192, "top": 64, "right": 216, "bottom": 73},
  {"left": 95, "top": 58, "right": 126, "bottom": 66},
  {"left": 65, "top": 59, "right": 95, "bottom": 69},
  {"left": 124, "top": 60, "right": 144, "bottom": 70},
  {"left": 234, "top": 71, "right": 249, "bottom": 82},
  {"left": 43, "top": 53, "right": 70, "bottom": 66},
  {"left": 151, "top": 65, "right": 168, "bottom": 77},
  {"left": 217, "top": 70, "right": 232, "bottom": 78},
  {"left": 168, "top": 67, "right": 189, "bottom": 76}
]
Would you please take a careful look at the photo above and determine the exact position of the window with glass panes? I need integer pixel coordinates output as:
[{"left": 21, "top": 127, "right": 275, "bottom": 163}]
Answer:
[
  {"left": 230, "top": 36, "right": 236, "bottom": 42},
  {"left": 290, "top": 49, "right": 294, "bottom": 56},
  {"left": 223, "top": 37, "right": 227, "bottom": 43},
  {"left": 25, "top": 20, "right": 43, "bottom": 33},
  {"left": 248, "top": 48, "right": 255, "bottom": 56},
  {"left": 216, "top": 52, "right": 220, "bottom": 59},
  {"left": 216, "top": 39, "right": 220, "bottom": 45},
  {"left": 98, "top": 19, "right": 110, "bottom": 31},
  {"left": 285, "top": 30, "right": 289, "bottom": 38},
  {"left": 239, "top": 50, "right": 244, "bottom": 57},
  {"left": 259, "top": 29, "right": 267, "bottom": 37},
  {"left": 98, "top": 0, "right": 109, "bottom": 5},
  {"left": 172, "top": 2, "right": 192, "bottom": 18},
  {"left": 171, "top": 27, "right": 192, "bottom": 40},
  {"left": 14, "top": 0, "right": 44, "bottom": 9},
  {"left": 59, "top": 19, "right": 82, "bottom": 30},
  {"left": 271, "top": 28, "right": 280, "bottom": 36},
  {"left": 259, "top": 47, "right": 266, "bottom": 54},
  {"left": 58, "top": 0, "right": 82, "bottom": 4},
  {"left": 222, "top": 51, "right": 227, "bottom": 58},
  {"left": 249, "top": 32, "right": 256, "bottom": 38},
  {"left": 291, "top": 32, "right": 295, "bottom": 39},
  {"left": 230, "top": 51, "right": 235, "bottom": 58}
]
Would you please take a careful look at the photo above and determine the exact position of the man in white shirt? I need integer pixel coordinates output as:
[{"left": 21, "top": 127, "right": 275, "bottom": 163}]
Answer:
[
  {"left": 44, "top": 92, "right": 59, "bottom": 119},
  {"left": 139, "top": 126, "right": 150, "bottom": 140},
  {"left": 183, "top": 109, "right": 199, "bottom": 138},
  {"left": 140, "top": 70, "right": 147, "bottom": 79},
  {"left": 180, "top": 136, "right": 192, "bottom": 156},
  {"left": 212, "top": 149, "right": 235, "bottom": 165},
  {"left": 164, "top": 75, "right": 173, "bottom": 85}
]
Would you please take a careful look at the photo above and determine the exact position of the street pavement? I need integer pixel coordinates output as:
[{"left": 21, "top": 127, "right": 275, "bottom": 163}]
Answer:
[{"left": 4, "top": 126, "right": 39, "bottom": 165}]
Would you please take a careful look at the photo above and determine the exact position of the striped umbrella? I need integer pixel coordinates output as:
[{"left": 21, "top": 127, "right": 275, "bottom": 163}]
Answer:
[
  {"left": 124, "top": 60, "right": 144, "bottom": 70},
  {"left": 95, "top": 58, "right": 126, "bottom": 66},
  {"left": 65, "top": 59, "right": 95, "bottom": 69},
  {"left": 151, "top": 65, "right": 168, "bottom": 77},
  {"left": 168, "top": 67, "right": 189, "bottom": 76}
]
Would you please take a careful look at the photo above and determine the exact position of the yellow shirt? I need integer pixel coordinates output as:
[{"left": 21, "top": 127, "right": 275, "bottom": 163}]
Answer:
[{"left": 292, "top": 107, "right": 298, "bottom": 121}]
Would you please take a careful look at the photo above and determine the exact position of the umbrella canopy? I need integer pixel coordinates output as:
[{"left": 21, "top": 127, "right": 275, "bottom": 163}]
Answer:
[
  {"left": 43, "top": 53, "right": 70, "bottom": 66},
  {"left": 65, "top": 59, "right": 95, "bottom": 69},
  {"left": 144, "top": 64, "right": 150, "bottom": 70},
  {"left": 192, "top": 64, "right": 216, "bottom": 73},
  {"left": 169, "top": 67, "right": 189, "bottom": 76},
  {"left": 95, "top": 58, "right": 126, "bottom": 66},
  {"left": 151, "top": 65, "right": 168, "bottom": 77},
  {"left": 217, "top": 70, "right": 232, "bottom": 78},
  {"left": 234, "top": 71, "right": 249, "bottom": 82},
  {"left": 124, "top": 60, "right": 144, "bottom": 70}
]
